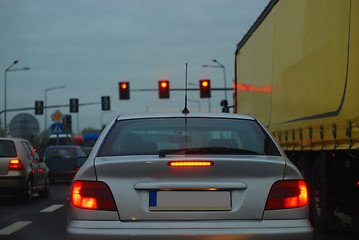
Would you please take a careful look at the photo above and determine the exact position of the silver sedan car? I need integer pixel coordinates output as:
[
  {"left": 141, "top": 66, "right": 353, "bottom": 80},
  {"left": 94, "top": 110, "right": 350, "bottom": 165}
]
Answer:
[
  {"left": 0, "top": 137, "right": 50, "bottom": 202},
  {"left": 67, "top": 113, "right": 313, "bottom": 240}
]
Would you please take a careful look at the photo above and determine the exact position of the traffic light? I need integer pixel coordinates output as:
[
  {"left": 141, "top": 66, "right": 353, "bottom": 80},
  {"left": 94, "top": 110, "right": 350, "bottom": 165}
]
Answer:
[
  {"left": 200, "top": 79, "right": 211, "bottom": 98},
  {"left": 158, "top": 80, "right": 170, "bottom": 99},
  {"left": 63, "top": 114, "right": 72, "bottom": 134},
  {"left": 101, "top": 96, "right": 111, "bottom": 111},
  {"left": 35, "top": 101, "right": 43, "bottom": 115},
  {"left": 70, "top": 98, "right": 79, "bottom": 113},
  {"left": 119, "top": 82, "right": 130, "bottom": 100}
]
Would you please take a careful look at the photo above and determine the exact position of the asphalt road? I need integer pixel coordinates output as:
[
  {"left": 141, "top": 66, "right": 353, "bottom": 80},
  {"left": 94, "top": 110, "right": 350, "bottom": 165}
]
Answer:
[
  {"left": 0, "top": 182, "right": 358, "bottom": 240},
  {"left": 0, "top": 182, "right": 70, "bottom": 240}
]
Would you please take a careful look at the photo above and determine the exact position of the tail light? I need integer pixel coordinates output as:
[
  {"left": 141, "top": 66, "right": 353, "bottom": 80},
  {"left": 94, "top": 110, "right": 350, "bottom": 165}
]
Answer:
[
  {"left": 71, "top": 181, "right": 117, "bottom": 211},
  {"left": 169, "top": 161, "right": 213, "bottom": 167},
  {"left": 265, "top": 180, "right": 308, "bottom": 210},
  {"left": 9, "top": 159, "right": 24, "bottom": 170}
]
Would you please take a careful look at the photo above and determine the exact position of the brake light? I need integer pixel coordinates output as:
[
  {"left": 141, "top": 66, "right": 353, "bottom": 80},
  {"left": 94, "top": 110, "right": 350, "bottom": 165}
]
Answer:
[
  {"left": 9, "top": 159, "right": 24, "bottom": 170},
  {"left": 71, "top": 181, "right": 116, "bottom": 211},
  {"left": 265, "top": 180, "right": 308, "bottom": 210},
  {"left": 169, "top": 161, "right": 213, "bottom": 167}
]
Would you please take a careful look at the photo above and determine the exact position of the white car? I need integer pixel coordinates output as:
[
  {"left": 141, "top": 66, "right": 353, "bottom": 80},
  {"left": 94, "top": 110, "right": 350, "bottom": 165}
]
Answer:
[{"left": 67, "top": 112, "right": 313, "bottom": 240}]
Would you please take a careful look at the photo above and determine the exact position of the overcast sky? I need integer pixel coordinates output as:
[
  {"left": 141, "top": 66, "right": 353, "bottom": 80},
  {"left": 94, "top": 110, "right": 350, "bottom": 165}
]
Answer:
[{"left": 0, "top": 0, "right": 269, "bottom": 135}]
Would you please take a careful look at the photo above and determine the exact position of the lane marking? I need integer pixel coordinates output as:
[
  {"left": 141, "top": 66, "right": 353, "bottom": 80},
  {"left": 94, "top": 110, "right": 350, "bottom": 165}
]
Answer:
[
  {"left": 0, "top": 204, "right": 64, "bottom": 235},
  {"left": 40, "top": 204, "right": 64, "bottom": 213},
  {"left": 0, "top": 221, "right": 32, "bottom": 235}
]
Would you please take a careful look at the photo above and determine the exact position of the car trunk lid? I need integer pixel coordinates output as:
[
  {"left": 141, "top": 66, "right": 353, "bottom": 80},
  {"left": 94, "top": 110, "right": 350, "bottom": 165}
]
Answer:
[
  {"left": 0, "top": 157, "right": 12, "bottom": 175},
  {"left": 95, "top": 155, "right": 286, "bottom": 221}
]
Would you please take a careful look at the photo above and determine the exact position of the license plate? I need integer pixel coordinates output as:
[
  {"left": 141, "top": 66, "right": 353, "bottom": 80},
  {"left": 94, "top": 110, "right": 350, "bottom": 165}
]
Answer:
[{"left": 149, "top": 190, "right": 231, "bottom": 211}]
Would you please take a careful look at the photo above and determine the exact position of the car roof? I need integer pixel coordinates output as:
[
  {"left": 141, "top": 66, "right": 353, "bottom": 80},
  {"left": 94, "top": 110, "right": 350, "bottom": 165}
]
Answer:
[
  {"left": 116, "top": 112, "right": 255, "bottom": 121},
  {"left": 46, "top": 145, "right": 81, "bottom": 149},
  {"left": 49, "top": 134, "right": 72, "bottom": 139},
  {"left": 0, "top": 137, "right": 29, "bottom": 142}
]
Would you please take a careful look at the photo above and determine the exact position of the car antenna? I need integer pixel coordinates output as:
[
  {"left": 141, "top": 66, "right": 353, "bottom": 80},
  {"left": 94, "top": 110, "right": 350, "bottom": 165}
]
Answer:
[{"left": 182, "top": 63, "right": 190, "bottom": 114}]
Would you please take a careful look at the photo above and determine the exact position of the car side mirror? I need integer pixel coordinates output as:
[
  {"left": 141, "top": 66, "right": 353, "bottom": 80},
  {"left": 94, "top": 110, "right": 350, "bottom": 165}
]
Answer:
[
  {"left": 76, "top": 157, "right": 88, "bottom": 170},
  {"left": 34, "top": 152, "right": 44, "bottom": 162}
]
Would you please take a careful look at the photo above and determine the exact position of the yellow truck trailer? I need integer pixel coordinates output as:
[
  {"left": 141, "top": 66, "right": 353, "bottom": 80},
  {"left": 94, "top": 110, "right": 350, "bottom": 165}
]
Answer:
[{"left": 235, "top": 0, "right": 358, "bottom": 231}]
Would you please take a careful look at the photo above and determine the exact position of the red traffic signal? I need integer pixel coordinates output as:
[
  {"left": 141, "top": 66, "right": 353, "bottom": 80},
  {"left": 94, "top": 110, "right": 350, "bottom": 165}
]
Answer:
[
  {"left": 158, "top": 80, "right": 169, "bottom": 99},
  {"left": 119, "top": 82, "right": 130, "bottom": 100},
  {"left": 200, "top": 79, "right": 211, "bottom": 98}
]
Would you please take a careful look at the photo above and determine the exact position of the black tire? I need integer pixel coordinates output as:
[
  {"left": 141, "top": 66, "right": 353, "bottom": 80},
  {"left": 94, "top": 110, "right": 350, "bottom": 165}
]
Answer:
[
  {"left": 20, "top": 179, "right": 33, "bottom": 203},
  {"left": 39, "top": 176, "right": 51, "bottom": 198},
  {"left": 310, "top": 157, "right": 329, "bottom": 231}
]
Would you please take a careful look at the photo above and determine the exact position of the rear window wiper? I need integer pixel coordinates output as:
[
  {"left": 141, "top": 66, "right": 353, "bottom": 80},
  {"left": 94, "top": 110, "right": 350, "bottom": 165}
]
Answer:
[{"left": 159, "top": 147, "right": 259, "bottom": 157}]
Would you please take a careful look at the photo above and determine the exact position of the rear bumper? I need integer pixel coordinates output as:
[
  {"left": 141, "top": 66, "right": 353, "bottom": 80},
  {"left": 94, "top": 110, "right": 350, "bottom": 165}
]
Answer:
[
  {"left": 67, "top": 219, "right": 313, "bottom": 240},
  {"left": 0, "top": 174, "right": 26, "bottom": 194},
  {"left": 49, "top": 170, "right": 77, "bottom": 181}
]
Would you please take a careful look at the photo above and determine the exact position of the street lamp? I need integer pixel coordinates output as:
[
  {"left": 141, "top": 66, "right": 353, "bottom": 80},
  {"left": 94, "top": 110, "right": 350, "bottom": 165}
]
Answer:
[
  {"left": 4, "top": 60, "right": 30, "bottom": 134},
  {"left": 45, "top": 85, "right": 65, "bottom": 133},
  {"left": 202, "top": 59, "right": 228, "bottom": 101}
]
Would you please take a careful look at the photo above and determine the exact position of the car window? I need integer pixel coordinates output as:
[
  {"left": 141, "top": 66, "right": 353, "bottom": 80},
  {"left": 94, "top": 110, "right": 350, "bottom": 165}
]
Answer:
[
  {"left": 0, "top": 140, "right": 17, "bottom": 157},
  {"left": 98, "top": 118, "right": 281, "bottom": 157},
  {"left": 77, "top": 148, "right": 87, "bottom": 157},
  {"left": 34, "top": 151, "right": 42, "bottom": 162},
  {"left": 46, "top": 148, "right": 78, "bottom": 159},
  {"left": 21, "top": 142, "right": 35, "bottom": 161}
]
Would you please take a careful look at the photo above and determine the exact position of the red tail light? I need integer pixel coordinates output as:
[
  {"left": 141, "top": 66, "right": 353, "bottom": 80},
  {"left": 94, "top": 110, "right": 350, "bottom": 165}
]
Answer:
[
  {"left": 265, "top": 180, "right": 308, "bottom": 210},
  {"left": 9, "top": 159, "right": 24, "bottom": 170},
  {"left": 71, "top": 181, "right": 116, "bottom": 211},
  {"left": 169, "top": 161, "right": 213, "bottom": 167}
]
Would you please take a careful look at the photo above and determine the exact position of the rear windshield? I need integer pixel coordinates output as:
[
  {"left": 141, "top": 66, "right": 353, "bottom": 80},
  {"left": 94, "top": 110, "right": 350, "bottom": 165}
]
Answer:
[
  {"left": 0, "top": 140, "right": 17, "bottom": 157},
  {"left": 45, "top": 148, "right": 78, "bottom": 159},
  {"left": 98, "top": 118, "right": 281, "bottom": 157}
]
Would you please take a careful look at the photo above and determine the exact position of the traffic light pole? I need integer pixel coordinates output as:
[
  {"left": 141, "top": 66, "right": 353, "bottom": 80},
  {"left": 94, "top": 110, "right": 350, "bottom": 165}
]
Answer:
[
  {"left": 0, "top": 102, "right": 100, "bottom": 115},
  {"left": 130, "top": 87, "right": 233, "bottom": 113},
  {"left": 131, "top": 87, "right": 233, "bottom": 92}
]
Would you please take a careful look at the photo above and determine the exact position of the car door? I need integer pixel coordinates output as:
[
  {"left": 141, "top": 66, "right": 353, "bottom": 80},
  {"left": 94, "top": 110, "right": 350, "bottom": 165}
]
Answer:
[
  {"left": 34, "top": 151, "right": 47, "bottom": 188},
  {"left": 21, "top": 142, "right": 41, "bottom": 188}
]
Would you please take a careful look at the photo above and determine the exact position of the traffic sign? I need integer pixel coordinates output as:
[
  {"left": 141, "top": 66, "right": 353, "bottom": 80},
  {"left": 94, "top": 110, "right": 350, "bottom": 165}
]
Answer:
[
  {"left": 51, "top": 123, "right": 63, "bottom": 134},
  {"left": 51, "top": 110, "right": 64, "bottom": 123}
]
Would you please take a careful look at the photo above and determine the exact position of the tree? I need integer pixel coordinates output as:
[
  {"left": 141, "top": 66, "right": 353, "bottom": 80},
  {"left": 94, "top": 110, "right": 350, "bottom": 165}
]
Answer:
[{"left": 33, "top": 130, "right": 49, "bottom": 156}]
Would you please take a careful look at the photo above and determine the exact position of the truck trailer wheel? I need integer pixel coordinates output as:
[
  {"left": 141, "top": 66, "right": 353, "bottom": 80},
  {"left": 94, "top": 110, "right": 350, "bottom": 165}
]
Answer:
[{"left": 310, "top": 157, "right": 329, "bottom": 231}]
